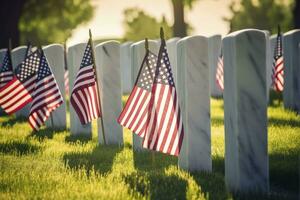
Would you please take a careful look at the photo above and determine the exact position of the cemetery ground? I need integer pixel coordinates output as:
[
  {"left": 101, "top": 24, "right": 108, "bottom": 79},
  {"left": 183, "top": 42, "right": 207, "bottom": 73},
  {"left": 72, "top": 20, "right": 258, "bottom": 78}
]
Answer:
[{"left": 0, "top": 98, "right": 299, "bottom": 200}]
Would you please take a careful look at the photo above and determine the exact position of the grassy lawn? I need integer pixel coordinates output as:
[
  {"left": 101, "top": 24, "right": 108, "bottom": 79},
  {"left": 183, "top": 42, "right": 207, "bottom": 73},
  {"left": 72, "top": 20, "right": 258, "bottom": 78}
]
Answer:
[{"left": 0, "top": 99, "right": 299, "bottom": 199}]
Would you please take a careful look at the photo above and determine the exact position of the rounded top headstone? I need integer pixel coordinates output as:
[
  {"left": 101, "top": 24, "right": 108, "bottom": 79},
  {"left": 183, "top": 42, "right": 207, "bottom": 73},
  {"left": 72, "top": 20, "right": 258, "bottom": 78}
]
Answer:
[
  {"left": 43, "top": 43, "right": 63, "bottom": 50},
  {"left": 95, "top": 40, "right": 120, "bottom": 48},
  {"left": 12, "top": 45, "right": 27, "bottom": 53},
  {"left": 284, "top": 29, "right": 300, "bottom": 36}
]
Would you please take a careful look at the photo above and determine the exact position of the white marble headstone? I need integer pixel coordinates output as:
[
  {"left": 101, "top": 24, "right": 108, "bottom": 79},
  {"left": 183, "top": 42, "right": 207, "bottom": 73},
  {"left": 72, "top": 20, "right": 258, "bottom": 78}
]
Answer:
[
  {"left": 94, "top": 41, "right": 123, "bottom": 145},
  {"left": 223, "top": 29, "right": 269, "bottom": 193},
  {"left": 43, "top": 44, "right": 67, "bottom": 129},
  {"left": 0, "top": 48, "right": 7, "bottom": 115},
  {"left": 177, "top": 36, "right": 211, "bottom": 172},
  {"left": 166, "top": 37, "right": 180, "bottom": 85},
  {"left": 208, "top": 35, "right": 222, "bottom": 97},
  {"left": 11, "top": 46, "right": 30, "bottom": 118},
  {"left": 120, "top": 42, "right": 133, "bottom": 94},
  {"left": 264, "top": 31, "right": 272, "bottom": 101},
  {"left": 67, "top": 43, "right": 92, "bottom": 135},
  {"left": 283, "top": 30, "right": 300, "bottom": 112},
  {"left": 130, "top": 40, "right": 159, "bottom": 151}
]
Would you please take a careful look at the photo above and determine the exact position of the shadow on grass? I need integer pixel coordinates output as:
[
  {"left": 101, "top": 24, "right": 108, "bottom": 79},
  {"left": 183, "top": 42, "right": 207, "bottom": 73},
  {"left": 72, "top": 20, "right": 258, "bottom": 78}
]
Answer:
[
  {"left": 27, "top": 128, "right": 65, "bottom": 141},
  {"left": 268, "top": 117, "right": 300, "bottom": 128},
  {"left": 123, "top": 171, "right": 188, "bottom": 200},
  {"left": 65, "top": 134, "right": 92, "bottom": 144},
  {"left": 0, "top": 140, "right": 41, "bottom": 155},
  {"left": 1, "top": 116, "right": 27, "bottom": 127},
  {"left": 63, "top": 145, "right": 122, "bottom": 175},
  {"left": 133, "top": 150, "right": 177, "bottom": 171}
]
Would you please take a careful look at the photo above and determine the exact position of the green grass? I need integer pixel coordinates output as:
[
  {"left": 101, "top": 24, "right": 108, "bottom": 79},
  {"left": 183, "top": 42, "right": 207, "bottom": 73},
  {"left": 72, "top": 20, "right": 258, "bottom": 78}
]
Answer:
[{"left": 0, "top": 99, "right": 299, "bottom": 199}]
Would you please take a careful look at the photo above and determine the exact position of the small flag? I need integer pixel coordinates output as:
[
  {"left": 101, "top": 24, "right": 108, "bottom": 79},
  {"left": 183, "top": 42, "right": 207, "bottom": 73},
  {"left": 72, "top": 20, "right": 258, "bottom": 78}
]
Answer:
[
  {"left": 142, "top": 30, "right": 184, "bottom": 156},
  {"left": 0, "top": 50, "right": 40, "bottom": 114},
  {"left": 118, "top": 49, "right": 158, "bottom": 137},
  {"left": 70, "top": 39, "right": 101, "bottom": 124},
  {"left": 0, "top": 50, "right": 13, "bottom": 88},
  {"left": 216, "top": 51, "right": 224, "bottom": 91},
  {"left": 272, "top": 26, "right": 284, "bottom": 92},
  {"left": 28, "top": 50, "right": 63, "bottom": 130}
]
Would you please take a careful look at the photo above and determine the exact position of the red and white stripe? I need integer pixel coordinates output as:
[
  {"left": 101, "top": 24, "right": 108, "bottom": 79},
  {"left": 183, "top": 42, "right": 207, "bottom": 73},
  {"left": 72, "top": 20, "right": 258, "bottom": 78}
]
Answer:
[
  {"left": 28, "top": 75, "right": 63, "bottom": 130},
  {"left": 70, "top": 65, "right": 101, "bottom": 124},
  {"left": 272, "top": 56, "right": 284, "bottom": 92},
  {"left": 0, "top": 71, "right": 14, "bottom": 88},
  {"left": 0, "top": 76, "right": 36, "bottom": 114},
  {"left": 64, "top": 70, "right": 69, "bottom": 96},
  {"left": 118, "top": 86, "right": 152, "bottom": 137},
  {"left": 142, "top": 84, "right": 184, "bottom": 156},
  {"left": 216, "top": 56, "right": 224, "bottom": 91}
]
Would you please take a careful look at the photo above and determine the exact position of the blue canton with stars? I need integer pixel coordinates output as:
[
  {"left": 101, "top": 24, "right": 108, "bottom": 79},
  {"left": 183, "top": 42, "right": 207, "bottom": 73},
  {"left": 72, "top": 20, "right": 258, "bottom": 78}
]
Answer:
[
  {"left": 0, "top": 50, "right": 13, "bottom": 73},
  {"left": 80, "top": 42, "right": 93, "bottom": 68},
  {"left": 136, "top": 51, "right": 158, "bottom": 91},
  {"left": 37, "top": 53, "right": 52, "bottom": 81},
  {"left": 274, "top": 34, "right": 283, "bottom": 59},
  {"left": 15, "top": 51, "right": 40, "bottom": 82},
  {"left": 154, "top": 43, "right": 175, "bottom": 87}
]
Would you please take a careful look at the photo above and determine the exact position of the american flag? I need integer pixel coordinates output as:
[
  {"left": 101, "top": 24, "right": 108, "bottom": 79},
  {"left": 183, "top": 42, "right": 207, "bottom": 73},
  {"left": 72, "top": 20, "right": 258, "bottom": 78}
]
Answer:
[
  {"left": 70, "top": 40, "right": 101, "bottom": 124},
  {"left": 272, "top": 29, "right": 284, "bottom": 92},
  {"left": 142, "top": 39, "right": 184, "bottom": 156},
  {"left": 0, "top": 50, "right": 13, "bottom": 88},
  {"left": 216, "top": 52, "right": 224, "bottom": 91},
  {"left": 0, "top": 50, "right": 40, "bottom": 114},
  {"left": 118, "top": 50, "right": 158, "bottom": 137},
  {"left": 28, "top": 51, "right": 63, "bottom": 130}
]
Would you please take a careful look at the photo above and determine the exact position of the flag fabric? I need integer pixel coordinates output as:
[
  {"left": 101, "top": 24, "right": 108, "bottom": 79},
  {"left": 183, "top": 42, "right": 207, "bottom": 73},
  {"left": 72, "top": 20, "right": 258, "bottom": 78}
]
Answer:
[
  {"left": 28, "top": 51, "right": 63, "bottom": 130},
  {"left": 216, "top": 52, "right": 224, "bottom": 91},
  {"left": 0, "top": 51, "right": 40, "bottom": 114},
  {"left": 272, "top": 31, "right": 284, "bottom": 92},
  {"left": 0, "top": 50, "right": 13, "bottom": 88},
  {"left": 64, "top": 69, "right": 69, "bottom": 97},
  {"left": 118, "top": 51, "right": 158, "bottom": 137},
  {"left": 142, "top": 40, "right": 184, "bottom": 156},
  {"left": 70, "top": 40, "right": 101, "bottom": 125}
]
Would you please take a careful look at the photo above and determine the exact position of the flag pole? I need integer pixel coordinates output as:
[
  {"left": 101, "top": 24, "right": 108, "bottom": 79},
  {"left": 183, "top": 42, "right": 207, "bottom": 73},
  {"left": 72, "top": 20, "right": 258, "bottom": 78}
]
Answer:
[{"left": 89, "top": 29, "right": 107, "bottom": 145}]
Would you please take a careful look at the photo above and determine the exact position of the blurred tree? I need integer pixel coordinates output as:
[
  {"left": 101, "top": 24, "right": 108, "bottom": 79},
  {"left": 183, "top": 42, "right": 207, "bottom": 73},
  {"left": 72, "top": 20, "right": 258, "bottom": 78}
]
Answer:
[
  {"left": 0, "top": 0, "right": 93, "bottom": 48},
  {"left": 20, "top": 0, "right": 94, "bottom": 45},
  {"left": 225, "top": 0, "right": 293, "bottom": 34},
  {"left": 123, "top": 8, "right": 172, "bottom": 41},
  {"left": 171, "top": 0, "right": 198, "bottom": 37}
]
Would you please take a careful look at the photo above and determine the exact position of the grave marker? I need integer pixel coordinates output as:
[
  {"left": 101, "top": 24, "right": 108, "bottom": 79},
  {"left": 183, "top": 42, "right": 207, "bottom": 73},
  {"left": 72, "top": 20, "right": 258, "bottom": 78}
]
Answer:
[
  {"left": 94, "top": 41, "right": 123, "bottom": 145},
  {"left": 166, "top": 37, "right": 180, "bottom": 85},
  {"left": 177, "top": 36, "right": 212, "bottom": 172},
  {"left": 223, "top": 29, "right": 269, "bottom": 193},
  {"left": 120, "top": 42, "right": 133, "bottom": 94},
  {"left": 43, "top": 44, "right": 67, "bottom": 129}
]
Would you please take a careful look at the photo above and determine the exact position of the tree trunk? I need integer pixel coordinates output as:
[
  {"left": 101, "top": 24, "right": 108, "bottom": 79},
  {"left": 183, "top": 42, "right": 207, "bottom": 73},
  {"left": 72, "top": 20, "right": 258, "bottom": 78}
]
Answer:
[
  {"left": 0, "top": 0, "right": 26, "bottom": 49},
  {"left": 294, "top": 0, "right": 300, "bottom": 28},
  {"left": 171, "top": 0, "right": 187, "bottom": 37}
]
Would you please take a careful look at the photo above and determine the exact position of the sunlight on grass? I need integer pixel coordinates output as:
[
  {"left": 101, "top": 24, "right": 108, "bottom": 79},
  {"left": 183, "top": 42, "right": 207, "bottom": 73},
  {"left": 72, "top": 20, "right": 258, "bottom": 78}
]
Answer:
[{"left": 0, "top": 98, "right": 299, "bottom": 199}]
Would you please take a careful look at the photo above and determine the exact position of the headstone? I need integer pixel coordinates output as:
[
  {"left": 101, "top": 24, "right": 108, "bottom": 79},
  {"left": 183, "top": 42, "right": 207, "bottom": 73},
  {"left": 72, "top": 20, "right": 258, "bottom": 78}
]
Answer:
[
  {"left": 0, "top": 49, "right": 7, "bottom": 115},
  {"left": 130, "top": 40, "right": 159, "bottom": 151},
  {"left": 223, "top": 29, "right": 268, "bottom": 193},
  {"left": 166, "top": 37, "right": 180, "bottom": 85},
  {"left": 264, "top": 31, "right": 272, "bottom": 101},
  {"left": 67, "top": 43, "right": 92, "bottom": 135},
  {"left": 208, "top": 35, "right": 222, "bottom": 97},
  {"left": 94, "top": 41, "right": 123, "bottom": 145},
  {"left": 11, "top": 46, "right": 30, "bottom": 118},
  {"left": 177, "top": 36, "right": 211, "bottom": 172},
  {"left": 283, "top": 30, "right": 300, "bottom": 112},
  {"left": 43, "top": 44, "right": 67, "bottom": 129},
  {"left": 120, "top": 42, "right": 133, "bottom": 94}
]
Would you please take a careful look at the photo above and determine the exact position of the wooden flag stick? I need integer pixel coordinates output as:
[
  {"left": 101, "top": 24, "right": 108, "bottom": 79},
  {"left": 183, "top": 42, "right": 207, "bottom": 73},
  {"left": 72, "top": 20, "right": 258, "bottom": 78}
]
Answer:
[{"left": 89, "top": 29, "right": 107, "bottom": 145}]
